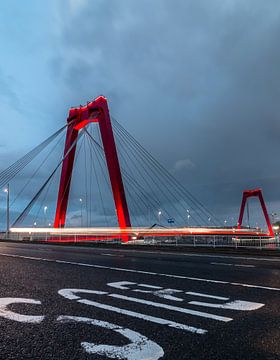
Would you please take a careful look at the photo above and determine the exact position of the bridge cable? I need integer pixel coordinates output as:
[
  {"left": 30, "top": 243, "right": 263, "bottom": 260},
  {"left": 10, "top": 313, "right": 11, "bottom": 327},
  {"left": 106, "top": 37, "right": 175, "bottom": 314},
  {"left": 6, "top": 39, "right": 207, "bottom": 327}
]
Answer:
[
  {"left": 85, "top": 129, "right": 170, "bottom": 225},
  {"left": 112, "top": 118, "right": 212, "bottom": 219},
  {"left": 113, "top": 124, "right": 197, "bottom": 225},
  {"left": 9, "top": 131, "right": 66, "bottom": 211},
  {"left": 112, "top": 120, "right": 206, "bottom": 223},
  {"left": 112, "top": 121, "right": 203, "bottom": 224},
  {"left": 112, "top": 118, "right": 221, "bottom": 226},
  {"left": 0, "top": 125, "right": 66, "bottom": 189},
  {"left": 85, "top": 132, "right": 109, "bottom": 227},
  {"left": 85, "top": 128, "right": 169, "bottom": 224},
  {"left": 13, "top": 130, "right": 83, "bottom": 227},
  {"left": 112, "top": 133, "right": 170, "bottom": 224},
  {"left": 85, "top": 130, "right": 145, "bottom": 226}
]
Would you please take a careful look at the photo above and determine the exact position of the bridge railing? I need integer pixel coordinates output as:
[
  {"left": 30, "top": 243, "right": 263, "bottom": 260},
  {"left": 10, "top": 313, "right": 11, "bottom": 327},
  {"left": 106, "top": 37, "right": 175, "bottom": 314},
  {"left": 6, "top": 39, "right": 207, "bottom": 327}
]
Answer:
[
  {"left": 140, "top": 235, "right": 279, "bottom": 249},
  {"left": 2, "top": 231, "right": 279, "bottom": 250}
]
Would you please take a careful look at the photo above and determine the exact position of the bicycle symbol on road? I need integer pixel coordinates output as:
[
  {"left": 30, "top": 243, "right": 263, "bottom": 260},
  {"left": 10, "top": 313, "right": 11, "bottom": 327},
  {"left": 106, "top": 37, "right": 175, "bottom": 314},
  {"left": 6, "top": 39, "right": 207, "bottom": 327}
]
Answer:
[{"left": 0, "top": 281, "right": 264, "bottom": 359}]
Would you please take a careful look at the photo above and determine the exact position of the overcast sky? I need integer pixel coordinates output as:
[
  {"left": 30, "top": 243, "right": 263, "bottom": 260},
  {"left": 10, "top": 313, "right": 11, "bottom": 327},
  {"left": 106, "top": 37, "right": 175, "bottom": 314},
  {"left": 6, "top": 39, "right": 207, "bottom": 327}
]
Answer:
[{"left": 0, "top": 0, "right": 280, "bottom": 227}]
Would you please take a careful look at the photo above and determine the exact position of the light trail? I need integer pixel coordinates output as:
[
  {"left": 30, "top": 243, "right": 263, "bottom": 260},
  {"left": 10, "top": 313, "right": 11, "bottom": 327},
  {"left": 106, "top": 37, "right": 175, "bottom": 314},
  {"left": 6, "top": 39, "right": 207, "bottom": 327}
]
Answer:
[{"left": 9, "top": 226, "right": 271, "bottom": 241}]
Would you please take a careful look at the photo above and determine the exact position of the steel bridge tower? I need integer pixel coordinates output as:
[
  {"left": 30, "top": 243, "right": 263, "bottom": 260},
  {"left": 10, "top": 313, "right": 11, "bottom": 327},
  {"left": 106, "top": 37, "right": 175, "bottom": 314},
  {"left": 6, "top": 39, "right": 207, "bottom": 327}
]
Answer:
[{"left": 54, "top": 96, "right": 131, "bottom": 231}]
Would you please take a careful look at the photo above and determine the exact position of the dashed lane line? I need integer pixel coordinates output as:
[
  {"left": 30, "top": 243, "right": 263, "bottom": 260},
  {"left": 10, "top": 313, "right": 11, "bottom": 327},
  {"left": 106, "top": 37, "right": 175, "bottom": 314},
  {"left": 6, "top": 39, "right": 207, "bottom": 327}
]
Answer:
[
  {"left": 2, "top": 243, "right": 280, "bottom": 263},
  {"left": 0, "top": 252, "right": 279, "bottom": 292},
  {"left": 211, "top": 262, "right": 256, "bottom": 268}
]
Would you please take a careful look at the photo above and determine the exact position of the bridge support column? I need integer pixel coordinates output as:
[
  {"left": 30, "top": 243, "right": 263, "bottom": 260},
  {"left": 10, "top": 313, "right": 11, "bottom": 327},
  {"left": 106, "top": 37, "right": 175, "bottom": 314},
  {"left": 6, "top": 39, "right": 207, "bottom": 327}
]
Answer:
[
  {"left": 54, "top": 96, "right": 131, "bottom": 241},
  {"left": 237, "top": 188, "right": 273, "bottom": 237}
]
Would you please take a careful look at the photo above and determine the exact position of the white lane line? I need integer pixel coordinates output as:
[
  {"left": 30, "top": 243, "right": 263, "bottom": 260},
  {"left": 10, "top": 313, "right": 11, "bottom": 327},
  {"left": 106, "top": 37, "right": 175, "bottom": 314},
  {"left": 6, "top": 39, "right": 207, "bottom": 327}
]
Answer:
[
  {"left": 101, "top": 253, "right": 124, "bottom": 257},
  {"left": 3, "top": 244, "right": 280, "bottom": 262},
  {"left": 107, "top": 281, "right": 184, "bottom": 301},
  {"left": 138, "top": 284, "right": 162, "bottom": 289},
  {"left": 97, "top": 249, "right": 280, "bottom": 263},
  {"left": 234, "top": 264, "right": 255, "bottom": 268},
  {"left": 58, "top": 288, "right": 207, "bottom": 334},
  {"left": 109, "top": 294, "right": 232, "bottom": 322},
  {"left": 186, "top": 292, "right": 229, "bottom": 301},
  {"left": 211, "top": 262, "right": 232, "bottom": 266},
  {"left": 107, "top": 281, "right": 136, "bottom": 290},
  {"left": 211, "top": 262, "right": 256, "bottom": 268},
  {"left": 0, "top": 252, "right": 279, "bottom": 292},
  {"left": 188, "top": 300, "right": 264, "bottom": 311},
  {"left": 230, "top": 282, "right": 280, "bottom": 291},
  {"left": 159, "top": 252, "right": 280, "bottom": 263},
  {"left": 79, "top": 299, "right": 206, "bottom": 334}
]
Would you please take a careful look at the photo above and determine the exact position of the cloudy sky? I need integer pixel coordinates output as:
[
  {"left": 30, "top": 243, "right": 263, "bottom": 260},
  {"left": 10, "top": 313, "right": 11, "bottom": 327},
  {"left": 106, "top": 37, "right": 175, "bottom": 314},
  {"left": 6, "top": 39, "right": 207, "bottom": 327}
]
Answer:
[{"left": 0, "top": 0, "right": 280, "bottom": 227}]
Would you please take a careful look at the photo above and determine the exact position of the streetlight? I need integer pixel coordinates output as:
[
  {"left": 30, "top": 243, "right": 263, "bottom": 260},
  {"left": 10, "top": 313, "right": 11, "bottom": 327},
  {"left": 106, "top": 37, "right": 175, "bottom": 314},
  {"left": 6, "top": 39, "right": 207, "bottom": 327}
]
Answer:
[
  {"left": 224, "top": 220, "right": 227, "bottom": 227},
  {"left": 34, "top": 222, "right": 37, "bottom": 227},
  {"left": 79, "top": 198, "right": 83, "bottom": 226},
  {"left": 271, "top": 212, "right": 278, "bottom": 224},
  {"left": 158, "top": 210, "right": 162, "bottom": 224},
  {"left": 44, "top": 206, "right": 48, "bottom": 226},
  {"left": 187, "top": 214, "right": 191, "bottom": 226},
  {"left": 4, "top": 185, "right": 9, "bottom": 239}
]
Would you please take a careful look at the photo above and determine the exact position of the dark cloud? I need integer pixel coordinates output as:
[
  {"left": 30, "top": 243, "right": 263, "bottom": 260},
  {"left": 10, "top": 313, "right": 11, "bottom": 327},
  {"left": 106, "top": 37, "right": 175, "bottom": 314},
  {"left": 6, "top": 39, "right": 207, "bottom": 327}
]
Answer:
[
  {"left": 48, "top": 0, "right": 280, "bottom": 223},
  {"left": 1, "top": 0, "right": 279, "bottom": 228}
]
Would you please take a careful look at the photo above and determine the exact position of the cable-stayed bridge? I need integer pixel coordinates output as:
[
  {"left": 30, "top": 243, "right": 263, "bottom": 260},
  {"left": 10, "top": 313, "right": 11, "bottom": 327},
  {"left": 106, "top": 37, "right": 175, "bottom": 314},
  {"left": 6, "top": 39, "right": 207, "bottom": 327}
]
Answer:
[{"left": 0, "top": 96, "right": 274, "bottom": 242}]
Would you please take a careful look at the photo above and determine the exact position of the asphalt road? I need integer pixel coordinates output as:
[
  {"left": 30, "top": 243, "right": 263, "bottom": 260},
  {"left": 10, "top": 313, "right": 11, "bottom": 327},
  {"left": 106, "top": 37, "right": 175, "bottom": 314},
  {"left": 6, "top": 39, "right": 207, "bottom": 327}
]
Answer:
[{"left": 0, "top": 242, "right": 279, "bottom": 359}]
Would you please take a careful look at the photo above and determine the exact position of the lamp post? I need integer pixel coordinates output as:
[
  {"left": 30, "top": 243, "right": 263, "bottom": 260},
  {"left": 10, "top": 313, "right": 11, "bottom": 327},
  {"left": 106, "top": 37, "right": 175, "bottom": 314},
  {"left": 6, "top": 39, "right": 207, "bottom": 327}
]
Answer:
[
  {"left": 44, "top": 206, "right": 48, "bottom": 226},
  {"left": 271, "top": 212, "right": 277, "bottom": 224},
  {"left": 79, "top": 198, "right": 83, "bottom": 226},
  {"left": 4, "top": 184, "right": 9, "bottom": 239},
  {"left": 158, "top": 210, "right": 162, "bottom": 225},
  {"left": 186, "top": 209, "right": 191, "bottom": 227}
]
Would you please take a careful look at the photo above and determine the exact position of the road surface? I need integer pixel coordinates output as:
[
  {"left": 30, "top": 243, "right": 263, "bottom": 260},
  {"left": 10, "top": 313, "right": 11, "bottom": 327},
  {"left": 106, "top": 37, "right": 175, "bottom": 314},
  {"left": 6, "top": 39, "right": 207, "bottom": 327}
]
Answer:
[{"left": 0, "top": 241, "right": 279, "bottom": 359}]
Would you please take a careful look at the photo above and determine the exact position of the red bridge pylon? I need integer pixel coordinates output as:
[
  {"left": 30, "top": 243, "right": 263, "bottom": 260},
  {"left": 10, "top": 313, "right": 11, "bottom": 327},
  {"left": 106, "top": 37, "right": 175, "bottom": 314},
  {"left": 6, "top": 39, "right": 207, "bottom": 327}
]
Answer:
[
  {"left": 54, "top": 96, "right": 131, "bottom": 234},
  {"left": 237, "top": 188, "right": 274, "bottom": 237}
]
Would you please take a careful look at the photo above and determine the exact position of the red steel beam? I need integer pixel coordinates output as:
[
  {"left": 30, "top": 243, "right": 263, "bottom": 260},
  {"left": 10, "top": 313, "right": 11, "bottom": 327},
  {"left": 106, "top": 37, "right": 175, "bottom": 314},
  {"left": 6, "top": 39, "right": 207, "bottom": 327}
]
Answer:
[
  {"left": 237, "top": 188, "right": 273, "bottom": 237},
  {"left": 54, "top": 96, "right": 131, "bottom": 236}
]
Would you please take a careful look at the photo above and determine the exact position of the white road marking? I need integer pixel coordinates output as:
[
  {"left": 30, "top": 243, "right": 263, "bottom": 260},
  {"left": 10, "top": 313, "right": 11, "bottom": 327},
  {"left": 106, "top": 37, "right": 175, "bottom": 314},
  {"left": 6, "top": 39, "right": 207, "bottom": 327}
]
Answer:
[
  {"left": 211, "top": 262, "right": 233, "bottom": 266},
  {"left": 108, "top": 282, "right": 263, "bottom": 311},
  {"left": 230, "top": 282, "right": 280, "bottom": 291},
  {"left": 58, "top": 289, "right": 207, "bottom": 334},
  {"left": 107, "top": 281, "right": 135, "bottom": 290},
  {"left": 188, "top": 300, "right": 264, "bottom": 311},
  {"left": 156, "top": 251, "right": 280, "bottom": 263},
  {"left": 186, "top": 292, "right": 229, "bottom": 301},
  {"left": 108, "top": 281, "right": 184, "bottom": 301},
  {"left": 138, "top": 284, "right": 162, "bottom": 289},
  {"left": 109, "top": 294, "right": 232, "bottom": 322},
  {"left": 235, "top": 264, "right": 256, "bottom": 268},
  {"left": 0, "top": 298, "right": 44, "bottom": 323},
  {"left": 0, "top": 252, "right": 279, "bottom": 291},
  {"left": 3, "top": 244, "right": 280, "bottom": 262},
  {"left": 211, "top": 262, "right": 256, "bottom": 268},
  {"left": 146, "top": 288, "right": 184, "bottom": 302},
  {"left": 92, "top": 248, "right": 280, "bottom": 263},
  {"left": 58, "top": 316, "right": 164, "bottom": 360},
  {"left": 101, "top": 253, "right": 124, "bottom": 257}
]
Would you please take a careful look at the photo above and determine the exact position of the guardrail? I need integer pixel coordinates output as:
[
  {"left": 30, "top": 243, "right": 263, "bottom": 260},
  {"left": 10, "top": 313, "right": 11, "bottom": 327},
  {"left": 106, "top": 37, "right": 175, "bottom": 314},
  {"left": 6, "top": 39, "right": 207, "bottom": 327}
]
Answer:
[
  {"left": 2, "top": 231, "right": 279, "bottom": 250},
  {"left": 139, "top": 235, "right": 279, "bottom": 249}
]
